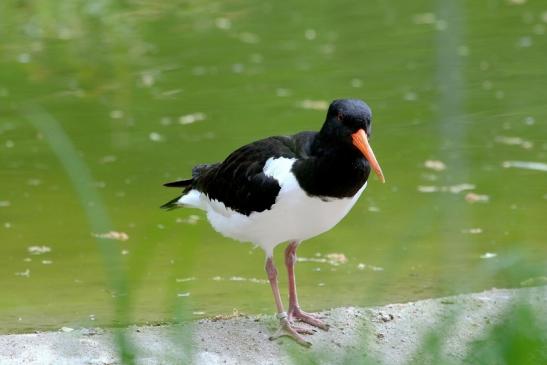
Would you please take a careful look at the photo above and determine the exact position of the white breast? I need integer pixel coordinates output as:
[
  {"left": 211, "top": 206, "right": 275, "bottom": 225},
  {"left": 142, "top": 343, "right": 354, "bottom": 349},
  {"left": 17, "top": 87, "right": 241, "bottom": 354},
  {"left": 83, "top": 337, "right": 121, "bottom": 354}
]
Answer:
[{"left": 180, "top": 157, "right": 366, "bottom": 256}]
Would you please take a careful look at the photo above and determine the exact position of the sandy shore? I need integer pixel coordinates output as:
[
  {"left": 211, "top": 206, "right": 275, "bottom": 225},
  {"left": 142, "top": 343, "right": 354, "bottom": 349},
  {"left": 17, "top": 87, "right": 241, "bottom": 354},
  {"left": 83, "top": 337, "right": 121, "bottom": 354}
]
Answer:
[{"left": 1, "top": 286, "right": 545, "bottom": 365}]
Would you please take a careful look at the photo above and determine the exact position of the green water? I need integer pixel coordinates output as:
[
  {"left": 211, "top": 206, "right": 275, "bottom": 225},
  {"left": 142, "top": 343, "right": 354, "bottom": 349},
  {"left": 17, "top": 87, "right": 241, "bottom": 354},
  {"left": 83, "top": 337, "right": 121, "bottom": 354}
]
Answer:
[{"left": 1, "top": 0, "right": 546, "bottom": 334}]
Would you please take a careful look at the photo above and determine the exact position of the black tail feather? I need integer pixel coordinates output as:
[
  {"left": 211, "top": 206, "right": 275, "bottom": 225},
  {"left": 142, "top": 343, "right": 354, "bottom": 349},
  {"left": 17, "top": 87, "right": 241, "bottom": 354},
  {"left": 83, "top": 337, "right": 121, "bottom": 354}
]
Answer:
[
  {"left": 160, "top": 195, "right": 183, "bottom": 210},
  {"left": 164, "top": 178, "right": 193, "bottom": 188},
  {"left": 162, "top": 178, "right": 193, "bottom": 211}
]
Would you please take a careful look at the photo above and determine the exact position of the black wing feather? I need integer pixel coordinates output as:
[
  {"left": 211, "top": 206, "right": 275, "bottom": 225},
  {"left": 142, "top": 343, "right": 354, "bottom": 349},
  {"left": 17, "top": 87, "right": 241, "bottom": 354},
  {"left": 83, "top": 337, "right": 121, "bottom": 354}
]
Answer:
[
  {"left": 194, "top": 136, "right": 307, "bottom": 215},
  {"left": 162, "top": 133, "right": 317, "bottom": 215}
]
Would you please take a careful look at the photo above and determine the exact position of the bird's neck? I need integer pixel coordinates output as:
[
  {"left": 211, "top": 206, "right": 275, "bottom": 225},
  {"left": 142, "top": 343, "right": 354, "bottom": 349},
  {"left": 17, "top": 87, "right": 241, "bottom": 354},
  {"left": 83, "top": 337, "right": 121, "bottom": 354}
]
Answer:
[{"left": 292, "top": 135, "right": 370, "bottom": 198}]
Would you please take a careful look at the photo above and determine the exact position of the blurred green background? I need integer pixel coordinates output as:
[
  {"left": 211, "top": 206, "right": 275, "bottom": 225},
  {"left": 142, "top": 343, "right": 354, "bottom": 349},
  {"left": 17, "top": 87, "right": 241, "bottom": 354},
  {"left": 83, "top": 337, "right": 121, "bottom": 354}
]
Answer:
[{"left": 1, "top": 0, "right": 546, "bottom": 334}]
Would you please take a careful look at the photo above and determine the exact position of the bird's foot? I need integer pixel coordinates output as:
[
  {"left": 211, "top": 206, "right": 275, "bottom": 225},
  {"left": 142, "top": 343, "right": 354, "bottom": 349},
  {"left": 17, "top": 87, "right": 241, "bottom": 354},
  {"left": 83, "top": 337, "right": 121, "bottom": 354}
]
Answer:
[
  {"left": 269, "top": 317, "right": 312, "bottom": 347},
  {"left": 288, "top": 306, "right": 330, "bottom": 331}
]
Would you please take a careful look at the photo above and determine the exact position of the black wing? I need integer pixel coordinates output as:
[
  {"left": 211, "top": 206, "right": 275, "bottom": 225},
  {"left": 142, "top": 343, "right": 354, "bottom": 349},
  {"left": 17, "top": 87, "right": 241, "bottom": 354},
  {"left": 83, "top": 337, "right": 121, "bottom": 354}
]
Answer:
[{"left": 193, "top": 133, "right": 315, "bottom": 216}]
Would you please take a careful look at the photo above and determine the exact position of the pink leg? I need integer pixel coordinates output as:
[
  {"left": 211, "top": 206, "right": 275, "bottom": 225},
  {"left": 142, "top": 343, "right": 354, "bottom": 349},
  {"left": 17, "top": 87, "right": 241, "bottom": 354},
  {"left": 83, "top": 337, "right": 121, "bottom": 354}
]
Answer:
[
  {"left": 265, "top": 256, "right": 312, "bottom": 347},
  {"left": 285, "top": 241, "right": 329, "bottom": 331}
]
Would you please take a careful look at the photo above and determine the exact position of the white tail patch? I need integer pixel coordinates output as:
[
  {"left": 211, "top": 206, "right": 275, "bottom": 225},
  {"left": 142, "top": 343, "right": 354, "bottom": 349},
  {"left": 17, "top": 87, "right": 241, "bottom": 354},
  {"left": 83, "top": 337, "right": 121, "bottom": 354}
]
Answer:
[{"left": 177, "top": 190, "right": 203, "bottom": 209}]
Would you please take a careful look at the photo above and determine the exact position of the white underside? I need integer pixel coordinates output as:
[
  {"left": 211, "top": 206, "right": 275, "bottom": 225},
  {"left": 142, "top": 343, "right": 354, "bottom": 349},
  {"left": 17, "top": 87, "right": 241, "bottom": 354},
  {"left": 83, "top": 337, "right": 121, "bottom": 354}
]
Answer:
[{"left": 177, "top": 157, "right": 366, "bottom": 256}]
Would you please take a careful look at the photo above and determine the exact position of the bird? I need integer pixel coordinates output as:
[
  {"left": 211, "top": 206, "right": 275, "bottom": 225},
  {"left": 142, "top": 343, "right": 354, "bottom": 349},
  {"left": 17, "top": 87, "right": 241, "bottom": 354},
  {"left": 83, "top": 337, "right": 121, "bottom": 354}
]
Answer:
[{"left": 162, "top": 99, "right": 385, "bottom": 346}]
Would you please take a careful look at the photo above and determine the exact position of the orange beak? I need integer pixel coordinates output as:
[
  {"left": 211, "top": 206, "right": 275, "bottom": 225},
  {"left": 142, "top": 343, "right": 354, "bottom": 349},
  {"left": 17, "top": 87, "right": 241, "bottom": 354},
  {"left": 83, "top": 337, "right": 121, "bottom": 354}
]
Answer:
[{"left": 351, "top": 129, "right": 385, "bottom": 183}]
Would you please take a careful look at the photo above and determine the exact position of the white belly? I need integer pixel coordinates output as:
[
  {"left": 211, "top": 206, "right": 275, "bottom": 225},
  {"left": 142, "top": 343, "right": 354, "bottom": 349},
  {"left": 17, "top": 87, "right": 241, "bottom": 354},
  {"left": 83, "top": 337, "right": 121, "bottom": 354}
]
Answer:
[{"left": 178, "top": 157, "right": 366, "bottom": 256}]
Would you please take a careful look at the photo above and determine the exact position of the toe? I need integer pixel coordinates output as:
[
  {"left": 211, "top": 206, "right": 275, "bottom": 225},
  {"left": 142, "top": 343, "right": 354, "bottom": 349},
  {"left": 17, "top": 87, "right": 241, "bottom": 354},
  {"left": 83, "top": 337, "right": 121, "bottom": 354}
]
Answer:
[
  {"left": 293, "top": 326, "right": 315, "bottom": 335},
  {"left": 269, "top": 319, "right": 313, "bottom": 347},
  {"left": 292, "top": 310, "right": 330, "bottom": 331}
]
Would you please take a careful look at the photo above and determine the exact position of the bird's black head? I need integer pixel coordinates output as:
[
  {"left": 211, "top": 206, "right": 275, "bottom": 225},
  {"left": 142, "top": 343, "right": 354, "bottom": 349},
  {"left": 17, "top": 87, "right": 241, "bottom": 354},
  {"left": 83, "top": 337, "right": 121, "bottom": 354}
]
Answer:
[
  {"left": 321, "top": 99, "right": 373, "bottom": 140},
  {"left": 319, "top": 99, "right": 385, "bottom": 183}
]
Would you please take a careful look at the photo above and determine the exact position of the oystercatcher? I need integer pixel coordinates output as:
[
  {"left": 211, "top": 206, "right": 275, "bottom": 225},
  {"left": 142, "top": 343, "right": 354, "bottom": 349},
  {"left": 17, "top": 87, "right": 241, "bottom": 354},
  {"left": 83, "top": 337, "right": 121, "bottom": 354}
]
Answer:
[{"left": 162, "top": 99, "right": 384, "bottom": 346}]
